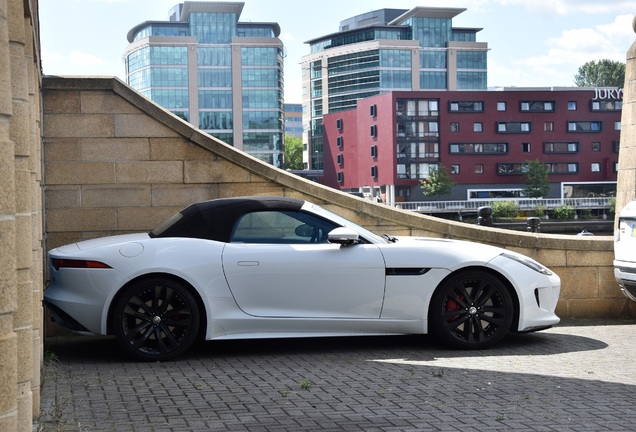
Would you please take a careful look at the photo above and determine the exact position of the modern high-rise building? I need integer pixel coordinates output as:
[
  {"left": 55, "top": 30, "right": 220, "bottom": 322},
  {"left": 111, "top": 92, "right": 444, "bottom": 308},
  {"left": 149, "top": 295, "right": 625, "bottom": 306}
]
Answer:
[
  {"left": 301, "top": 7, "right": 487, "bottom": 170},
  {"left": 284, "top": 103, "right": 303, "bottom": 138},
  {"left": 124, "top": 2, "right": 285, "bottom": 167}
]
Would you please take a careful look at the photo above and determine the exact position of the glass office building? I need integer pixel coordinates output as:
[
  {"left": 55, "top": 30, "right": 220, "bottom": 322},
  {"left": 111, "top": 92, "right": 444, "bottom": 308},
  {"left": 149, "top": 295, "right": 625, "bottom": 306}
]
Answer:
[
  {"left": 301, "top": 7, "right": 488, "bottom": 170},
  {"left": 125, "top": 2, "right": 285, "bottom": 167}
]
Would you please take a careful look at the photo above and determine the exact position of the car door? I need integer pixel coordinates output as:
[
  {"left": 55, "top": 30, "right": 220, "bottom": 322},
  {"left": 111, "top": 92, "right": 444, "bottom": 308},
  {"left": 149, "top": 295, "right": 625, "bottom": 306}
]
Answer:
[{"left": 221, "top": 210, "right": 386, "bottom": 318}]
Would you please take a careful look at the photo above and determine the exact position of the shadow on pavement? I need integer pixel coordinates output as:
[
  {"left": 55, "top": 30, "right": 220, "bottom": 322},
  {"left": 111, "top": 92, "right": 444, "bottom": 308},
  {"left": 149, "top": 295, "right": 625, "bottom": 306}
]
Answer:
[{"left": 44, "top": 322, "right": 612, "bottom": 364}]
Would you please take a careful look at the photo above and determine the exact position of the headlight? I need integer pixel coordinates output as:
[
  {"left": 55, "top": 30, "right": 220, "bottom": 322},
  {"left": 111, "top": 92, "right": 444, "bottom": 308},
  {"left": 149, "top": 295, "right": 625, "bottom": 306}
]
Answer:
[{"left": 500, "top": 252, "right": 553, "bottom": 276}]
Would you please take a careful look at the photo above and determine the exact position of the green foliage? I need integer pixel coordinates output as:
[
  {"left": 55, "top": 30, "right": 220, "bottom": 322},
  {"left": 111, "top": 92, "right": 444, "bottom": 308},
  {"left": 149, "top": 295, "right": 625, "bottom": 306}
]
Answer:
[
  {"left": 534, "top": 204, "right": 547, "bottom": 218},
  {"left": 523, "top": 160, "right": 550, "bottom": 198},
  {"left": 419, "top": 164, "right": 456, "bottom": 197},
  {"left": 284, "top": 135, "right": 304, "bottom": 170},
  {"left": 609, "top": 197, "right": 616, "bottom": 216},
  {"left": 574, "top": 59, "right": 626, "bottom": 87},
  {"left": 552, "top": 205, "right": 575, "bottom": 220},
  {"left": 491, "top": 201, "right": 518, "bottom": 220}
]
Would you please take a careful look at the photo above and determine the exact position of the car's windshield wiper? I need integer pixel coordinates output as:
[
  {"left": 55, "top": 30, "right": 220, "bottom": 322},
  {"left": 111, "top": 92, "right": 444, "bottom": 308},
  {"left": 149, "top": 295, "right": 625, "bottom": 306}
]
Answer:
[{"left": 382, "top": 234, "right": 398, "bottom": 243}]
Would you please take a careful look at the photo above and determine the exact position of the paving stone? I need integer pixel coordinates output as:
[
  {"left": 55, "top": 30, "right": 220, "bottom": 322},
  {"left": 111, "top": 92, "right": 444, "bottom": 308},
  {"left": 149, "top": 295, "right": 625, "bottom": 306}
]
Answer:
[{"left": 37, "top": 321, "right": 636, "bottom": 431}]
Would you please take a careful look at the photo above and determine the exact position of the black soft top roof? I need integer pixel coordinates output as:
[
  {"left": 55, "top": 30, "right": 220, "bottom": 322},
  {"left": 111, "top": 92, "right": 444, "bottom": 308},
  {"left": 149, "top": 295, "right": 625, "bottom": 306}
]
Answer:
[{"left": 150, "top": 196, "right": 306, "bottom": 242}]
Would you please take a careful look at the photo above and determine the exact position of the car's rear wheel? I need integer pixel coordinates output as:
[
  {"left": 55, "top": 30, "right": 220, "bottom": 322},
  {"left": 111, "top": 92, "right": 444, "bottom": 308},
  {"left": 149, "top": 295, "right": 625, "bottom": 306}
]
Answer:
[
  {"left": 429, "top": 270, "right": 513, "bottom": 349},
  {"left": 112, "top": 277, "right": 200, "bottom": 361}
]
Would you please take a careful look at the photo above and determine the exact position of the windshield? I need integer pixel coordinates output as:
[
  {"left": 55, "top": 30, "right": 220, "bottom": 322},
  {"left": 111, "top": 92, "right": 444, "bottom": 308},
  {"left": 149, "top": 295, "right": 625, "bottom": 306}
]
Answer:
[{"left": 304, "top": 202, "right": 388, "bottom": 244}]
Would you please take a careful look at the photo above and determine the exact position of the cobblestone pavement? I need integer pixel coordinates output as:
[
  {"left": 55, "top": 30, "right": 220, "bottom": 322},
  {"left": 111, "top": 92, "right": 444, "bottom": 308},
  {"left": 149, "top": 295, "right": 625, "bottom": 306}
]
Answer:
[{"left": 37, "top": 320, "right": 636, "bottom": 432}]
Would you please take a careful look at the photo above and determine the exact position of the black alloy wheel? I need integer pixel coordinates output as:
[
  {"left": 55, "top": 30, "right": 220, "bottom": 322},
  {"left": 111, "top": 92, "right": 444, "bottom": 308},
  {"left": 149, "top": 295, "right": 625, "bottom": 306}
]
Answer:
[
  {"left": 113, "top": 277, "right": 201, "bottom": 361},
  {"left": 429, "top": 270, "right": 513, "bottom": 349}
]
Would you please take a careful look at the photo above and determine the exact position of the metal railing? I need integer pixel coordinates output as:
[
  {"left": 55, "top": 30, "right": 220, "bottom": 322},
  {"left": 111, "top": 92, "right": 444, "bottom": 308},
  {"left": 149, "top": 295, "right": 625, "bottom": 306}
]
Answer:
[{"left": 391, "top": 197, "right": 613, "bottom": 213}]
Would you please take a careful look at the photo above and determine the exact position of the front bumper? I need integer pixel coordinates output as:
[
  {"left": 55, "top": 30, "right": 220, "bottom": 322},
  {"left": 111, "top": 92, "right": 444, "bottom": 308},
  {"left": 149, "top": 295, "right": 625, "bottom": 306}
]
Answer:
[{"left": 613, "top": 262, "right": 636, "bottom": 303}]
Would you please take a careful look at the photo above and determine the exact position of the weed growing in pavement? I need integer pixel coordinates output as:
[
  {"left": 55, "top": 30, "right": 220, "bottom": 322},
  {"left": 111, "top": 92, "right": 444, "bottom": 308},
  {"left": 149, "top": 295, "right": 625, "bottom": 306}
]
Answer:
[{"left": 300, "top": 378, "right": 313, "bottom": 390}]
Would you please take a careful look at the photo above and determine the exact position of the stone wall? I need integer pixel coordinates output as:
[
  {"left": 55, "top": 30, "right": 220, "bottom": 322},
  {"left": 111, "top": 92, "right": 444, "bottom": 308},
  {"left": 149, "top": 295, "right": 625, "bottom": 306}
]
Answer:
[
  {"left": 42, "top": 76, "right": 636, "bottom": 322},
  {"left": 0, "top": 0, "right": 42, "bottom": 431},
  {"left": 616, "top": 18, "right": 636, "bottom": 218}
]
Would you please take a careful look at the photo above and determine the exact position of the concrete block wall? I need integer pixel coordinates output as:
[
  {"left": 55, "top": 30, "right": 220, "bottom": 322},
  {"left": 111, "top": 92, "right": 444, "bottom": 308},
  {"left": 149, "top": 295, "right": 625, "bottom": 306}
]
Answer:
[
  {"left": 42, "top": 76, "right": 636, "bottom": 323},
  {"left": 0, "top": 0, "right": 42, "bottom": 431}
]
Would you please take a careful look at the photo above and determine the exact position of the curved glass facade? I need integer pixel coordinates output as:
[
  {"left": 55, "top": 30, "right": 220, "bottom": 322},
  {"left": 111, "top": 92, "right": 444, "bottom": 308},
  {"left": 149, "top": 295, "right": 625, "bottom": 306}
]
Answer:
[
  {"left": 190, "top": 12, "right": 236, "bottom": 43},
  {"left": 128, "top": 46, "right": 188, "bottom": 72},
  {"left": 132, "top": 24, "right": 188, "bottom": 42}
]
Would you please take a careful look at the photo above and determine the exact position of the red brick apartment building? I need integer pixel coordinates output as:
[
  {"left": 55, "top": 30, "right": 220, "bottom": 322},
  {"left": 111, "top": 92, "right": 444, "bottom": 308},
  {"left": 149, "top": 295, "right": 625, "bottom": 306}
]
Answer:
[{"left": 323, "top": 88, "right": 622, "bottom": 203}]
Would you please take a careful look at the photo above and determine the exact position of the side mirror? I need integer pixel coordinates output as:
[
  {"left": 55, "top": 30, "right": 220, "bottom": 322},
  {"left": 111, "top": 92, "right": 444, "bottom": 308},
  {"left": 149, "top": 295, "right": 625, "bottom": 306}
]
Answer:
[
  {"left": 295, "top": 224, "right": 313, "bottom": 238},
  {"left": 327, "top": 227, "right": 360, "bottom": 246}
]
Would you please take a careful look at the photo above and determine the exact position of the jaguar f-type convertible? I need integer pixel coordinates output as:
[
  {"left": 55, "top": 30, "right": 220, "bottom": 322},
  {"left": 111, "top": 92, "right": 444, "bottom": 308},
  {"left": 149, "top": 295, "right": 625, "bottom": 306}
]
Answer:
[{"left": 44, "top": 196, "right": 560, "bottom": 361}]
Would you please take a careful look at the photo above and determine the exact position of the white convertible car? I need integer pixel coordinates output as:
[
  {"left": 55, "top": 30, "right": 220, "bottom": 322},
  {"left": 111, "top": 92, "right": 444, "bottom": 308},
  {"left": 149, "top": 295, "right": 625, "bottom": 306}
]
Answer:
[{"left": 44, "top": 196, "right": 560, "bottom": 361}]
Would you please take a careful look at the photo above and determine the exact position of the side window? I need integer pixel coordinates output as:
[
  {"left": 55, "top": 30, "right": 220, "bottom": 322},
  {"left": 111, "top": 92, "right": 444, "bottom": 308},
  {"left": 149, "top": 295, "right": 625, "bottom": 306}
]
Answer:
[{"left": 230, "top": 211, "right": 339, "bottom": 244}]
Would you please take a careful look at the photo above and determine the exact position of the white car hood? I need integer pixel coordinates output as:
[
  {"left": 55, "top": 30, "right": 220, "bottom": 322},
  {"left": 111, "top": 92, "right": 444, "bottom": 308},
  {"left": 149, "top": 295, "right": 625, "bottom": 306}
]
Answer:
[{"left": 381, "top": 236, "right": 505, "bottom": 269}]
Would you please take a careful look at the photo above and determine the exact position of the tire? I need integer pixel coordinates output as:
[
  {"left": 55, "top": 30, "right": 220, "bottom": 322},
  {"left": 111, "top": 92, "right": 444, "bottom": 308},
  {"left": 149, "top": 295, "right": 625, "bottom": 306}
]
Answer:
[
  {"left": 112, "top": 277, "right": 201, "bottom": 361},
  {"left": 429, "top": 270, "right": 513, "bottom": 349}
]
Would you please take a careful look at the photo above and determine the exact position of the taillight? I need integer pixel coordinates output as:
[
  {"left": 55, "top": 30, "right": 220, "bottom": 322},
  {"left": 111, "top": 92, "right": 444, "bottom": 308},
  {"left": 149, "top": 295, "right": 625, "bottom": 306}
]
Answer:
[{"left": 51, "top": 258, "right": 111, "bottom": 271}]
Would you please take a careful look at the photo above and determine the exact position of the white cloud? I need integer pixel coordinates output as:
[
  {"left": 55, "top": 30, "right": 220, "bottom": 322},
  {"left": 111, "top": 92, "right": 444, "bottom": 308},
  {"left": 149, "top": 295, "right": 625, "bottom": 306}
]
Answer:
[
  {"left": 69, "top": 50, "right": 104, "bottom": 66},
  {"left": 41, "top": 49, "right": 65, "bottom": 63},
  {"left": 513, "top": 13, "right": 633, "bottom": 79}
]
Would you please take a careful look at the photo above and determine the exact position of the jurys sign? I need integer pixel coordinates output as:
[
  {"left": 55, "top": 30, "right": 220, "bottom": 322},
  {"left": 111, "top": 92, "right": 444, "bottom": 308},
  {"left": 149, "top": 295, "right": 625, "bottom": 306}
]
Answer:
[{"left": 593, "top": 87, "right": 623, "bottom": 100}]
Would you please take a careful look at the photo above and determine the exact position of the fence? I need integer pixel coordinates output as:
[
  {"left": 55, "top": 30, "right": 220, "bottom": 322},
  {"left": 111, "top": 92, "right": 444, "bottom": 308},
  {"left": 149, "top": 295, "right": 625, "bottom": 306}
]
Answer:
[{"left": 392, "top": 197, "right": 613, "bottom": 214}]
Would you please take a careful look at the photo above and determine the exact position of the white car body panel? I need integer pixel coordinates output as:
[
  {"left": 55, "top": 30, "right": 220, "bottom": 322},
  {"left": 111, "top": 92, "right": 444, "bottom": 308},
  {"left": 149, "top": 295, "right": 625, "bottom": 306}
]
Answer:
[
  {"left": 614, "top": 200, "right": 636, "bottom": 302},
  {"left": 222, "top": 242, "right": 386, "bottom": 318}
]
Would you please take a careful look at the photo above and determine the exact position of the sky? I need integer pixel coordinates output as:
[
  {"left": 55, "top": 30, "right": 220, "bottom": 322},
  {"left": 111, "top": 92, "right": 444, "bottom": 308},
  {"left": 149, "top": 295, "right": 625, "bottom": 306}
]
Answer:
[{"left": 39, "top": 0, "right": 636, "bottom": 103}]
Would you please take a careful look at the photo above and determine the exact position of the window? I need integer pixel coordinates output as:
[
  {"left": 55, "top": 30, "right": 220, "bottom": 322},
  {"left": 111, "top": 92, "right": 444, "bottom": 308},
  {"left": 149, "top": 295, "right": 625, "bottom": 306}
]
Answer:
[
  {"left": 449, "top": 101, "right": 484, "bottom": 112},
  {"left": 370, "top": 104, "right": 377, "bottom": 117},
  {"left": 592, "top": 142, "right": 601, "bottom": 152},
  {"left": 450, "top": 164, "right": 460, "bottom": 174},
  {"left": 473, "top": 122, "right": 483, "bottom": 132},
  {"left": 370, "top": 124, "right": 377, "bottom": 137},
  {"left": 591, "top": 100, "right": 622, "bottom": 111},
  {"left": 591, "top": 163, "right": 601, "bottom": 172},
  {"left": 497, "top": 122, "right": 531, "bottom": 133},
  {"left": 450, "top": 122, "right": 459, "bottom": 132},
  {"left": 337, "top": 172, "right": 344, "bottom": 183},
  {"left": 544, "top": 122, "right": 554, "bottom": 132},
  {"left": 615, "top": 141, "right": 620, "bottom": 152},
  {"left": 522, "top": 143, "right": 531, "bottom": 153},
  {"left": 336, "top": 118, "right": 342, "bottom": 130},
  {"left": 231, "top": 210, "right": 339, "bottom": 244},
  {"left": 370, "top": 145, "right": 377, "bottom": 158},
  {"left": 337, "top": 154, "right": 343, "bottom": 165},
  {"left": 497, "top": 163, "right": 526, "bottom": 175},
  {"left": 544, "top": 142, "right": 579, "bottom": 153},
  {"left": 474, "top": 164, "right": 484, "bottom": 174},
  {"left": 615, "top": 122, "right": 622, "bottom": 131},
  {"left": 497, "top": 102, "right": 506, "bottom": 111},
  {"left": 568, "top": 101, "right": 577, "bottom": 110},
  {"left": 336, "top": 136, "right": 343, "bottom": 148},
  {"left": 371, "top": 166, "right": 378, "bottom": 178},
  {"left": 546, "top": 163, "right": 578, "bottom": 173},
  {"left": 568, "top": 121, "right": 602, "bottom": 132},
  {"left": 450, "top": 143, "right": 508, "bottom": 154},
  {"left": 520, "top": 101, "right": 555, "bottom": 112}
]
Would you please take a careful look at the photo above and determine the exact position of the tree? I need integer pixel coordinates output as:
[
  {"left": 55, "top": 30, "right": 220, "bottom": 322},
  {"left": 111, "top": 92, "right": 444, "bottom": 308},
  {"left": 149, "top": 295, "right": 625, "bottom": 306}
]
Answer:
[
  {"left": 523, "top": 159, "right": 550, "bottom": 198},
  {"left": 574, "top": 59, "right": 625, "bottom": 88},
  {"left": 283, "top": 135, "right": 303, "bottom": 170},
  {"left": 420, "top": 164, "right": 455, "bottom": 198}
]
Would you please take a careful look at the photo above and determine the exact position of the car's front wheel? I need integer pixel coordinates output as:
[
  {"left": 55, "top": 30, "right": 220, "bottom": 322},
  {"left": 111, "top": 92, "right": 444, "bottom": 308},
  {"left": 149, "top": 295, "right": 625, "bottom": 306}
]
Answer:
[
  {"left": 112, "top": 277, "right": 201, "bottom": 361},
  {"left": 429, "top": 270, "right": 513, "bottom": 349}
]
